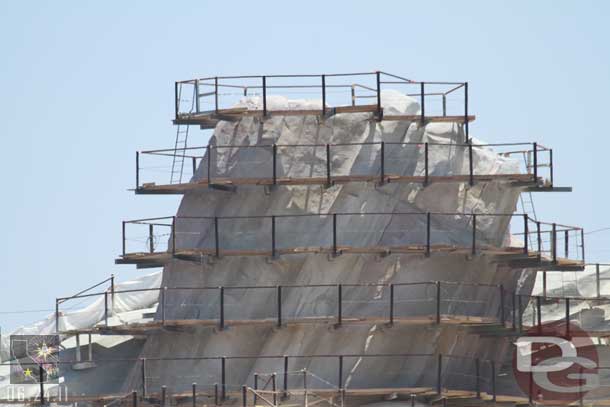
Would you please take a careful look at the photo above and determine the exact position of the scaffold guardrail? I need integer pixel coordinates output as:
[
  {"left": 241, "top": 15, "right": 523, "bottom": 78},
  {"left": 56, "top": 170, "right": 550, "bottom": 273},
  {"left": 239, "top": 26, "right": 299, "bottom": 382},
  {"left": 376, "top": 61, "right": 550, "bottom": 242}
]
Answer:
[{"left": 134, "top": 141, "right": 558, "bottom": 194}]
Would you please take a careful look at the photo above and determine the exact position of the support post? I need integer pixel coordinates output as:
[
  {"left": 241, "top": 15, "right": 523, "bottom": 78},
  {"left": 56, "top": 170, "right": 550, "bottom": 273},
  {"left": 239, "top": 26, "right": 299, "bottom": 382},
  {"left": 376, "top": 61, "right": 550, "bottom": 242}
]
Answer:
[
  {"left": 174, "top": 81, "right": 179, "bottom": 118},
  {"left": 442, "top": 94, "right": 446, "bottom": 117},
  {"left": 464, "top": 82, "right": 469, "bottom": 143},
  {"left": 39, "top": 365, "right": 45, "bottom": 405},
  {"left": 192, "top": 383, "right": 196, "bottom": 407},
  {"left": 566, "top": 298, "right": 571, "bottom": 338},
  {"left": 512, "top": 292, "right": 517, "bottom": 331},
  {"left": 499, "top": 285, "right": 505, "bottom": 325},
  {"left": 597, "top": 263, "right": 601, "bottom": 298},
  {"left": 141, "top": 358, "right": 147, "bottom": 399},
  {"left": 537, "top": 221, "right": 542, "bottom": 260},
  {"left": 436, "top": 281, "right": 441, "bottom": 324},
  {"left": 529, "top": 372, "right": 533, "bottom": 404},
  {"left": 219, "top": 286, "right": 224, "bottom": 330},
  {"left": 436, "top": 354, "right": 442, "bottom": 395},
  {"left": 214, "top": 77, "right": 219, "bottom": 114},
  {"left": 136, "top": 151, "right": 140, "bottom": 190},
  {"left": 242, "top": 385, "right": 247, "bottom": 407},
  {"left": 475, "top": 358, "right": 481, "bottom": 399},
  {"left": 533, "top": 142, "right": 538, "bottom": 181},
  {"left": 271, "top": 215, "right": 276, "bottom": 259},
  {"left": 272, "top": 144, "right": 277, "bottom": 186},
  {"left": 75, "top": 334, "right": 81, "bottom": 362},
  {"left": 332, "top": 213, "right": 338, "bottom": 257},
  {"left": 161, "top": 386, "right": 167, "bottom": 407},
  {"left": 550, "top": 149, "right": 554, "bottom": 186},
  {"left": 337, "top": 284, "right": 342, "bottom": 326},
  {"left": 581, "top": 228, "right": 586, "bottom": 263},
  {"left": 471, "top": 214, "right": 477, "bottom": 256},
  {"left": 338, "top": 356, "right": 344, "bottom": 390},
  {"left": 262, "top": 76, "right": 267, "bottom": 116},
  {"left": 565, "top": 229, "right": 569, "bottom": 258},
  {"left": 207, "top": 144, "right": 212, "bottom": 186},
  {"left": 104, "top": 292, "right": 109, "bottom": 327},
  {"left": 536, "top": 296, "right": 542, "bottom": 333},
  {"left": 172, "top": 216, "right": 176, "bottom": 256},
  {"left": 424, "top": 142, "right": 429, "bottom": 186},
  {"left": 214, "top": 217, "right": 220, "bottom": 258},
  {"left": 389, "top": 284, "right": 394, "bottom": 325},
  {"left": 122, "top": 221, "right": 126, "bottom": 256},
  {"left": 468, "top": 143, "right": 474, "bottom": 186},
  {"left": 161, "top": 287, "right": 166, "bottom": 326},
  {"left": 283, "top": 356, "right": 288, "bottom": 399},
  {"left": 518, "top": 295, "right": 523, "bottom": 332},
  {"left": 420, "top": 82, "right": 425, "bottom": 125},
  {"left": 321, "top": 75, "right": 326, "bottom": 117},
  {"left": 133, "top": 391, "right": 138, "bottom": 407},
  {"left": 272, "top": 373, "right": 277, "bottom": 405},
  {"left": 195, "top": 79, "right": 200, "bottom": 114},
  {"left": 491, "top": 361, "right": 496, "bottom": 402},
  {"left": 524, "top": 214, "right": 529, "bottom": 255},
  {"left": 254, "top": 374, "right": 259, "bottom": 406},
  {"left": 55, "top": 299, "right": 60, "bottom": 333},
  {"left": 543, "top": 271, "right": 548, "bottom": 298},
  {"left": 277, "top": 285, "right": 282, "bottom": 328},
  {"left": 214, "top": 383, "right": 219, "bottom": 406},
  {"left": 375, "top": 71, "right": 382, "bottom": 120},
  {"left": 426, "top": 212, "right": 431, "bottom": 257},
  {"left": 221, "top": 357, "right": 226, "bottom": 401},
  {"left": 87, "top": 333, "right": 92, "bottom": 361},
  {"left": 380, "top": 141, "right": 385, "bottom": 185},
  {"left": 326, "top": 144, "right": 332, "bottom": 187},
  {"left": 149, "top": 224, "right": 154, "bottom": 253},
  {"left": 192, "top": 157, "right": 197, "bottom": 176},
  {"left": 552, "top": 223, "right": 557, "bottom": 263}
]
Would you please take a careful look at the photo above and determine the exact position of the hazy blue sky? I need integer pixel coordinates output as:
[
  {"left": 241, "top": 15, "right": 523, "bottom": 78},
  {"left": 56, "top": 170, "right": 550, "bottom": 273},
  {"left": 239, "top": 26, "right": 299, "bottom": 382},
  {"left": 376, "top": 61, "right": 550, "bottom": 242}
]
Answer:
[{"left": 1, "top": 1, "right": 609, "bottom": 331}]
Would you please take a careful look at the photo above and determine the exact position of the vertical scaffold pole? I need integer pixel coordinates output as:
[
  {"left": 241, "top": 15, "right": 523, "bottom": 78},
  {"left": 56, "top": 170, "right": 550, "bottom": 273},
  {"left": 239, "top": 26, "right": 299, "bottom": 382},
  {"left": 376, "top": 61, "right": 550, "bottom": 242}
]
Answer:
[
  {"left": 424, "top": 142, "right": 429, "bottom": 186},
  {"left": 389, "top": 284, "right": 394, "bottom": 325},
  {"left": 436, "top": 354, "right": 442, "bottom": 395},
  {"left": 321, "top": 75, "right": 326, "bottom": 117},
  {"left": 277, "top": 285, "right": 282, "bottom": 328},
  {"left": 337, "top": 284, "right": 343, "bottom": 326},
  {"left": 420, "top": 82, "right": 425, "bottom": 125},
  {"left": 436, "top": 281, "right": 441, "bottom": 324},
  {"left": 214, "top": 77, "right": 219, "bottom": 114},
  {"left": 214, "top": 217, "right": 220, "bottom": 258},
  {"left": 221, "top": 357, "right": 226, "bottom": 400},
  {"left": 375, "top": 71, "right": 382, "bottom": 120},
  {"left": 426, "top": 212, "right": 431, "bottom": 257},
  {"left": 464, "top": 82, "right": 469, "bottom": 143},
  {"left": 219, "top": 286, "right": 224, "bottom": 330},
  {"left": 380, "top": 141, "right": 385, "bottom": 185},
  {"left": 262, "top": 76, "right": 267, "bottom": 117}
]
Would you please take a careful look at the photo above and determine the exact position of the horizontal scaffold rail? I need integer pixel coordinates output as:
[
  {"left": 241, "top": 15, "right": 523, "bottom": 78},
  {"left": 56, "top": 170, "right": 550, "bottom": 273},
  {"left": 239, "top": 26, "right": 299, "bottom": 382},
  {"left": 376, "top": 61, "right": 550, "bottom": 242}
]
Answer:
[
  {"left": 55, "top": 281, "right": 610, "bottom": 338},
  {"left": 115, "top": 212, "right": 585, "bottom": 271},
  {"left": 174, "top": 71, "right": 474, "bottom": 139},
  {"left": 6, "top": 351, "right": 610, "bottom": 406},
  {"left": 134, "top": 141, "right": 571, "bottom": 195}
]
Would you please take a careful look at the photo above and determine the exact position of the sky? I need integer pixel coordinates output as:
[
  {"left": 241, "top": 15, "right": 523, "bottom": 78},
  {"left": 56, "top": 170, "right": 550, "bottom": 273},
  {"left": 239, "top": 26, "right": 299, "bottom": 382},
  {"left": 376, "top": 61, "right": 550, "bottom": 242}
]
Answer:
[{"left": 1, "top": 0, "right": 609, "bottom": 331}]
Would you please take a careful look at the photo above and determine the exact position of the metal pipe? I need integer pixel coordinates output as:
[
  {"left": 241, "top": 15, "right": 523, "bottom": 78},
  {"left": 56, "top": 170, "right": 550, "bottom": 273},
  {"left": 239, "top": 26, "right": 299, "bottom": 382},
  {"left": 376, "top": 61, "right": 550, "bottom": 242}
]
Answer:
[
  {"left": 321, "top": 75, "right": 326, "bottom": 116},
  {"left": 195, "top": 79, "right": 200, "bottom": 113},
  {"left": 552, "top": 223, "right": 557, "bottom": 263},
  {"left": 133, "top": 390, "right": 138, "bottom": 407},
  {"left": 389, "top": 284, "right": 394, "bottom": 325},
  {"left": 550, "top": 149, "right": 554, "bottom": 186},
  {"left": 141, "top": 358, "right": 147, "bottom": 399},
  {"left": 565, "top": 229, "right": 569, "bottom": 258},
  {"left": 326, "top": 144, "right": 332, "bottom": 187},
  {"left": 214, "top": 383, "right": 219, "bottom": 405},
  {"left": 136, "top": 151, "right": 140, "bottom": 190},
  {"left": 597, "top": 263, "right": 601, "bottom": 298},
  {"left": 337, "top": 284, "right": 342, "bottom": 326},
  {"left": 214, "top": 77, "right": 218, "bottom": 114},
  {"left": 426, "top": 212, "right": 431, "bottom": 257},
  {"left": 471, "top": 214, "right": 477, "bottom": 255},
  {"left": 420, "top": 83, "right": 425, "bottom": 125},
  {"left": 207, "top": 144, "right": 212, "bottom": 186},
  {"left": 436, "top": 281, "right": 441, "bottom": 324},
  {"left": 442, "top": 94, "right": 446, "bottom": 117},
  {"left": 499, "top": 285, "right": 505, "bottom": 324},
  {"left": 424, "top": 142, "right": 429, "bottom": 186},
  {"left": 338, "top": 355, "right": 344, "bottom": 389},
  {"left": 566, "top": 298, "right": 571, "bottom": 338},
  {"left": 464, "top": 82, "right": 469, "bottom": 142},
  {"left": 380, "top": 141, "right": 385, "bottom": 185},
  {"left": 491, "top": 361, "right": 496, "bottom": 402},
  {"left": 254, "top": 374, "right": 258, "bottom": 406},
  {"left": 524, "top": 214, "right": 529, "bottom": 255},
  {"left": 172, "top": 216, "right": 176, "bottom": 256},
  {"left": 537, "top": 221, "right": 542, "bottom": 260},
  {"left": 219, "top": 286, "right": 224, "bottom": 330},
  {"left": 376, "top": 71, "right": 382, "bottom": 120},
  {"left": 332, "top": 213, "right": 338, "bottom": 256},
  {"left": 277, "top": 285, "right": 282, "bottom": 327},
  {"left": 221, "top": 358, "right": 226, "bottom": 400},
  {"left": 436, "top": 354, "right": 442, "bottom": 395},
  {"left": 161, "top": 287, "right": 166, "bottom": 325},
  {"left": 161, "top": 386, "right": 167, "bottom": 407},
  {"left": 192, "top": 383, "right": 196, "bottom": 407},
  {"left": 272, "top": 373, "right": 277, "bottom": 405},
  {"left": 192, "top": 157, "right": 197, "bottom": 176},
  {"left": 242, "top": 385, "right": 247, "bottom": 407},
  {"left": 55, "top": 300, "right": 60, "bottom": 333},
  {"left": 533, "top": 142, "right": 538, "bottom": 181},
  {"left": 149, "top": 224, "right": 154, "bottom": 253},
  {"left": 122, "top": 221, "right": 126, "bottom": 256},
  {"left": 271, "top": 215, "right": 276, "bottom": 259},
  {"left": 536, "top": 296, "right": 542, "bottom": 333},
  {"left": 104, "top": 292, "right": 108, "bottom": 326},
  {"left": 262, "top": 76, "right": 267, "bottom": 116},
  {"left": 272, "top": 144, "right": 277, "bottom": 186},
  {"left": 174, "top": 82, "right": 179, "bottom": 118},
  {"left": 214, "top": 217, "right": 220, "bottom": 258},
  {"left": 468, "top": 143, "right": 474, "bottom": 186},
  {"left": 75, "top": 334, "right": 81, "bottom": 362},
  {"left": 283, "top": 355, "right": 288, "bottom": 399}
]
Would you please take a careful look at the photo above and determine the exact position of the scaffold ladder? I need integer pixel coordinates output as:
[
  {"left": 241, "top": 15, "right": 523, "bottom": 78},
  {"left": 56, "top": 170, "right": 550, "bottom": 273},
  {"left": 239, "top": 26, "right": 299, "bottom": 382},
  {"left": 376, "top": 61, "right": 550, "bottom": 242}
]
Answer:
[{"left": 170, "top": 84, "right": 196, "bottom": 184}]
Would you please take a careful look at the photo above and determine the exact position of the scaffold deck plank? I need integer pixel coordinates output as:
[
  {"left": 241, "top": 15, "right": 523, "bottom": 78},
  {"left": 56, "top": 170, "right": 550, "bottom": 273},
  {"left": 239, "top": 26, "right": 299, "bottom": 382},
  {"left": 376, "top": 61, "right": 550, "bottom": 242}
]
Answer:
[
  {"left": 59, "top": 315, "right": 502, "bottom": 336},
  {"left": 116, "top": 245, "right": 584, "bottom": 271},
  {"left": 135, "top": 173, "right": 538, "bottom": 195}
]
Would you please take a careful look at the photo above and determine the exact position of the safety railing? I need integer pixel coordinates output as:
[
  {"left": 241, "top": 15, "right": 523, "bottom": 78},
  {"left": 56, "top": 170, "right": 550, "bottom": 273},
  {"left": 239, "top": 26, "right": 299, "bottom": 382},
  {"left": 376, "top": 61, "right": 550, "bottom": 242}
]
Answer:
[
  {"left": 175, "top": 71, "right": 471, "bottom": 136},
  {"left": 536, "top": 263, "right": 610, "bottom": 298},
  {"left": 7, "top": 352, "right": 610, "bottom": 404},
  {"left": 56, "top": 281, "right": 506, "bottom": 333},
  {"left": 119, "top": 212, "right": 584, "bottom": 265},
  {"left": 1, "top": 352, "right": 502, "bottom": 404},
  {"left": 134, "top": 141, "right": 554, "bottom": 191}
]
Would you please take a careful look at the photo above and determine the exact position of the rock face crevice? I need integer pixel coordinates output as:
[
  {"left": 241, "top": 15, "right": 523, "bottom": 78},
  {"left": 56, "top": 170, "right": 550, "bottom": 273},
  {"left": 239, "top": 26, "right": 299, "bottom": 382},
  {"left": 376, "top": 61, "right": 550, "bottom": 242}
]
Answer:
[{"left": 126, "top": 91, "right": 535, "bottom": 400}]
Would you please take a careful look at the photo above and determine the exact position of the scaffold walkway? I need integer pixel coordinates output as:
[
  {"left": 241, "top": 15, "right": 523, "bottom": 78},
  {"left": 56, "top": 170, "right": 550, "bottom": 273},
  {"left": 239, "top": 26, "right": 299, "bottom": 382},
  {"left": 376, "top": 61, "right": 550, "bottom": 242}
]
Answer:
[
  {"left": 114, "top": 212, "right": 585, "bottom": 271},
  {"left": 134, "top": 141, "right": 571, "bottom": 195}
]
